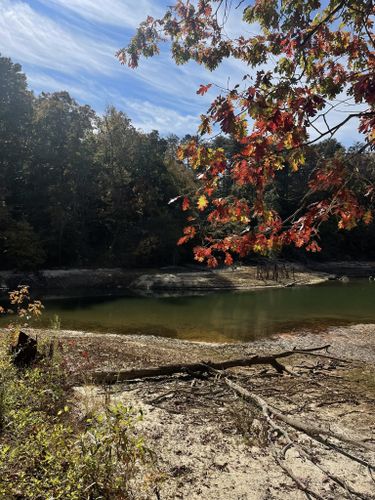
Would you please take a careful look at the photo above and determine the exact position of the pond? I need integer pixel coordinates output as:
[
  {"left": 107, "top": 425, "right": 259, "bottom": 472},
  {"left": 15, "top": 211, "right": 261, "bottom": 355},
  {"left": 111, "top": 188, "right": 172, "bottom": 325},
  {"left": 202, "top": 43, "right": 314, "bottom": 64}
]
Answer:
[{"left": 30, "top": 279, "right": 375, "bottom": 342}]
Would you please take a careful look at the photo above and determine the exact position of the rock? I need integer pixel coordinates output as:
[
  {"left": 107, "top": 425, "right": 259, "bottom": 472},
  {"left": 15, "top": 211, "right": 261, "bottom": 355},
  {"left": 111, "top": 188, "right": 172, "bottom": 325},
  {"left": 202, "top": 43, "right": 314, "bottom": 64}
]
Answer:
[{"left": 339, "top": 275, "right": 350, "bottom": 283}]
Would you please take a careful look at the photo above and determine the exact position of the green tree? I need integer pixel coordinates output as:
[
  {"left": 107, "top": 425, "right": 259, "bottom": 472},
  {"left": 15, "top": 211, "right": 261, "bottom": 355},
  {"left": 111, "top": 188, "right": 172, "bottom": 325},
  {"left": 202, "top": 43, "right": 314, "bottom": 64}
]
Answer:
[{"left": 25, "top": 91, "right": 96, "bottom": 266}]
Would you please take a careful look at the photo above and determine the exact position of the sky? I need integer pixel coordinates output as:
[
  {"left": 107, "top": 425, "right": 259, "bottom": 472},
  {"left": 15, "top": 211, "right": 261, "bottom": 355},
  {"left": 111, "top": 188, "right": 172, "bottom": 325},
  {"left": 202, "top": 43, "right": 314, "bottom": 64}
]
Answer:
[{"left": 0, "top": 0, "right": 363, "bottom": 143}]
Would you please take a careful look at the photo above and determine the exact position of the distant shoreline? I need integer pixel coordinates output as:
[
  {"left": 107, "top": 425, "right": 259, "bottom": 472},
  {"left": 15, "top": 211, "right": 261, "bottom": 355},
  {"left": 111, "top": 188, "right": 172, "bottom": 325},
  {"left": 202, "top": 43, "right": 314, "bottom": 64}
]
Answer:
[
  {"left": 0, "top": 262, "right": 348, "bottom": 294},
  {"left": 0, "top": 261, "right": 374, "bottom": 297}
]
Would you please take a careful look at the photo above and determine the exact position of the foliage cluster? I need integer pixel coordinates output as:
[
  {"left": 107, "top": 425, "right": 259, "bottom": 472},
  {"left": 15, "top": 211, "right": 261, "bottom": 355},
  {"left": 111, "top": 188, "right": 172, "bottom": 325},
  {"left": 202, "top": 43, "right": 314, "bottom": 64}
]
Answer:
[
  {"left": 119, "top": 0, "right": 375, "bottom": 266},
  {"left": 0, "top": 353, "right": 158, "bottom": 499},
  {"left": 193, "top": 135, "right": 375, "bottom": 262},
  {"left": 0, "top": 45, "right": 374, "bottom": 270}
]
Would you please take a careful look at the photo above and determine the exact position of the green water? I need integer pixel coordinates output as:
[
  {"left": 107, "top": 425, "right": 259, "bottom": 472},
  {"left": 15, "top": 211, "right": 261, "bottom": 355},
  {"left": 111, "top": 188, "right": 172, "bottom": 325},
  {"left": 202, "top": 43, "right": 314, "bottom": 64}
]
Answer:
[{"left": 34, "top": 279, "right": 375, "bottom": 342}]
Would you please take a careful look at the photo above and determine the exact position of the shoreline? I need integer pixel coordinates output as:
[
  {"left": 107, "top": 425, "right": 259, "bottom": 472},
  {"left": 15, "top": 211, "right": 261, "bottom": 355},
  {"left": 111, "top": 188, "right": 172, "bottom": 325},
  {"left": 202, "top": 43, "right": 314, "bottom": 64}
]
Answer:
[
  {"left": 29, "top": 322, "right": 375, "bottom": 373},
  {"left": 50, "top": 323, "right": 375, "bottom": 500},
  {"left": 1, "top": 261, "right": 374, "bottom": 296}
]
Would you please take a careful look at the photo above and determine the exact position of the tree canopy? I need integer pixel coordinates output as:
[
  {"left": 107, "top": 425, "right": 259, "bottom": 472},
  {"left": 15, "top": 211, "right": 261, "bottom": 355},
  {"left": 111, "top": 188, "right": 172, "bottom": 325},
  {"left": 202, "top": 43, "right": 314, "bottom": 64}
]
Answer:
[{"left": 119, "top": 0, "right": 375, "bottom": 267}]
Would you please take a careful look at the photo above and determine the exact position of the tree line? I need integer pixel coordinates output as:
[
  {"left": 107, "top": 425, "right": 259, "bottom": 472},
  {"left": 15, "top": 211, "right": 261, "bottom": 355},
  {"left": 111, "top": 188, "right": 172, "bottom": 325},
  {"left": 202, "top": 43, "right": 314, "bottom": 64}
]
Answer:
[
  {"left": 0, "top": 55, "right": 196, "bottom": 270},
  {"left": 0, "top": 54, "right": 374, "bottom": 270}
]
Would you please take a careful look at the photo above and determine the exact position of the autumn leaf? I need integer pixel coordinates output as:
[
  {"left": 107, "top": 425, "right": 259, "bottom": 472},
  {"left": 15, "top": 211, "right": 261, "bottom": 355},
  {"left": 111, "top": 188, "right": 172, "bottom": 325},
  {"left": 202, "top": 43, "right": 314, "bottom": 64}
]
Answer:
[
  {"left": 306, "top": 241, "right": 321, "bottom": 252},
  {"left": 177, "top": 225, "right": 196, "bottom": 245},
  {"left": 363, "top": 210, "right": 373, "bottom": 225},
  {"left": 182, "top": 197, "right": 190, "bottom": 211},
  {"left": 197, "top": 195, "right": 208, "bottom": 211},
  {"left": 196, "top": 84, "right": 212, "bottom": 96},
  {"left": 224, "top": 252, "right": 233, "bottom": 266}
]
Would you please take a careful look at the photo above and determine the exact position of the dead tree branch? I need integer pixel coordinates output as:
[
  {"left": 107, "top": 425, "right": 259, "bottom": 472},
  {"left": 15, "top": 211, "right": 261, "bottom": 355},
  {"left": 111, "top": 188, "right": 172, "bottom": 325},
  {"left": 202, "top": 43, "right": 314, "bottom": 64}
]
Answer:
[
  {"left": 224, "top": 377, "right": 375, "bottom": 465},
  {"left": 91, "top": 345, "right": 334, "bottom": 384}
]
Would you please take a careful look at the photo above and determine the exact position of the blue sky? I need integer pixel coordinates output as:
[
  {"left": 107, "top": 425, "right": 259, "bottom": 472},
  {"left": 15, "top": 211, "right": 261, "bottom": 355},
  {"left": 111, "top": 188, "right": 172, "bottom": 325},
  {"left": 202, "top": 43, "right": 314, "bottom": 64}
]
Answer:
[{"left": 0, "top": 0, "right": 363, "bottom": 143}]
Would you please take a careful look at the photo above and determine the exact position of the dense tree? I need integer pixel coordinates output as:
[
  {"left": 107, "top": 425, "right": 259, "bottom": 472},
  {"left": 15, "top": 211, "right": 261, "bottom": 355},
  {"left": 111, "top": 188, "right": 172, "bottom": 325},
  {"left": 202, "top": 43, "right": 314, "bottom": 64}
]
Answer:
[
  {"left": 0, "top": 55, "right": 38, "bottom": 268},
  {"left": 0, "top": 55, "right": 33, "bottom": 203},
  {"left": 119, "top": 0, "right": 375, "bottom": 266},
  {"left": 24, "top": 92, "right": 96, "bottom": 266}
]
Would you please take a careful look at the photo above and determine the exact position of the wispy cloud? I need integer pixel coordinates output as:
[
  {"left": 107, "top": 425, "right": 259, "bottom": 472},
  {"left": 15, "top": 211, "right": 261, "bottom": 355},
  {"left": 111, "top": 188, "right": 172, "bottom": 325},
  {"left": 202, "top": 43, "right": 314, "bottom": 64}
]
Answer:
[
  {"left": 26, "top": 71, "right": 104, "bottom": 103},
  {"left": 122, "top": 98, "right": 199, "bottom": 135},
  {"left": 39, "top": 0, "right": 162, "bottom": 28},
  {"left": 0, "top": 0, "right": 364, "bottom": 143},
  {"left": 0, "top": 0, "right": 116, "bottom": 75}
]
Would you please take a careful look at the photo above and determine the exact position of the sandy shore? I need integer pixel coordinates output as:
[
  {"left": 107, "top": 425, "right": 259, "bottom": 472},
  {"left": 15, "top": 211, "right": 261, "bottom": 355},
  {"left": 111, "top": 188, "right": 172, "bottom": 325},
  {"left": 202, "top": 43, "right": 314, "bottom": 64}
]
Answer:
[{"left": 27, "top": 324, "right": 375, "bottom": 500}]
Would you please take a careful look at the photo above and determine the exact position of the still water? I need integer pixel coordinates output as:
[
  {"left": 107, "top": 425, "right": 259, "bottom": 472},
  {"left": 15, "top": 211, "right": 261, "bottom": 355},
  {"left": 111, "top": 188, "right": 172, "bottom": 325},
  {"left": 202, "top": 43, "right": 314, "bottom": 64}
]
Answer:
[{"left": 34, "top": 279, "right": 375, "bottom": 342}]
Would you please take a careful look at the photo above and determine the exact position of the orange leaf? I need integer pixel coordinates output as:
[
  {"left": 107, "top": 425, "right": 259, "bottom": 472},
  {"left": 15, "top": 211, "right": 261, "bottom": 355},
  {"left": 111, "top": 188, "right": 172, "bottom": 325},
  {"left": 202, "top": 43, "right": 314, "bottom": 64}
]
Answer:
[
  {"left": 224, "top": 252, "right": 233, "bottom": 266},
  {"left": 182, "top": 197, "right": 190, "bottom": 211},
  {"left": 197, "top": 83, "right": 212, "bottom": 96},
  {"left": 177, "top": 236, "right": 188, "bottom": 246}
]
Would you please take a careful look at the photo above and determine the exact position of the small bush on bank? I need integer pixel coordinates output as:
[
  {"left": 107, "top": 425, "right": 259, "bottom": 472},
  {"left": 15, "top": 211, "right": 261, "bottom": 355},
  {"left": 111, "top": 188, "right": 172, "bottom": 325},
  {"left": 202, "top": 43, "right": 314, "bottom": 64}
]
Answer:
[
  {"left": 0, "top": 341, "right": 160, "bottom": 499},
  {"left": 0, "top": 286, "right": 160, "bottom": 500}
]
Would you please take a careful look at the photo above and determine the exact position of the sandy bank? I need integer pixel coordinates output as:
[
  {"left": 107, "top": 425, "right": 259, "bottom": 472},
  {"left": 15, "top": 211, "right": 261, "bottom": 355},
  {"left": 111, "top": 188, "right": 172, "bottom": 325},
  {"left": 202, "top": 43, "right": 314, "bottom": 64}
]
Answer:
[{"left": 25, "top": 324, "right": 375, "bottom": 499}]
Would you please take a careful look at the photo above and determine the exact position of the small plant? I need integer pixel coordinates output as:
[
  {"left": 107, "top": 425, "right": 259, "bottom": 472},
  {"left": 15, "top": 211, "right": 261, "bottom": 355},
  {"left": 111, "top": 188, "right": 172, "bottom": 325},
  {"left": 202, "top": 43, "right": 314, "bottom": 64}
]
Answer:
[
  {"left": 49, "top": 313, "right": 61, "bottom": 330},
  {"left": 0, "top": 285, "right": 44, "bottom": 347},
  {"left": 0, "top": 355, "right": 159, "bottom": 498}
]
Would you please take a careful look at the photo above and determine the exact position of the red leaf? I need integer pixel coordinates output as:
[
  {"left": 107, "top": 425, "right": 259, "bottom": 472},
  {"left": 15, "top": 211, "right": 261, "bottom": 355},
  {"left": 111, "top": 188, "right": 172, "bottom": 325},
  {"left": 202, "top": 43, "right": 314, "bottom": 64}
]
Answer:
[
  {"left": 224, "top": 252, "right": 233, "bottom": 266},
  {"left": 197, "top": 84, "right": 212, "bottom": 96},
  {"left": 182, "top": 197, "right": 190, "bottom": 211}
]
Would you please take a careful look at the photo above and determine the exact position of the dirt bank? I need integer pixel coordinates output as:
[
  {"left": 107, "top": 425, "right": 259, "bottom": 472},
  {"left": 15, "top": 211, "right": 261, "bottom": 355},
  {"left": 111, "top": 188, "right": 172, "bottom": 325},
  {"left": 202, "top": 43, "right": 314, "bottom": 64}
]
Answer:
[
  {"left": 2, "top": 261, "right": 375, "bottom": 295},
  {"left": 29, "top": 325, "right": 375, "bottom": 500}
]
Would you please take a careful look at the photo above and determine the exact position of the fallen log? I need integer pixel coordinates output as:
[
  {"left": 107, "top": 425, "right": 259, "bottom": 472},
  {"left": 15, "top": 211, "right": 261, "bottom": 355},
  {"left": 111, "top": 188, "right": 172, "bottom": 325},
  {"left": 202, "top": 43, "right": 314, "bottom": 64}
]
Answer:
[{"left": 91, "top": 345, "right": 334, "bottom": 384}]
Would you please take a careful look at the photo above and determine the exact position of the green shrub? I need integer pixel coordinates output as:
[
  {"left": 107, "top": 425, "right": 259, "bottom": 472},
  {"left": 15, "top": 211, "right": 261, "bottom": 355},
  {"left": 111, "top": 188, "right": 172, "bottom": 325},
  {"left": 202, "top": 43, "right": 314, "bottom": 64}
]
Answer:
[{"left": 0, "top": 342, "right": 159, "bottom": 499}]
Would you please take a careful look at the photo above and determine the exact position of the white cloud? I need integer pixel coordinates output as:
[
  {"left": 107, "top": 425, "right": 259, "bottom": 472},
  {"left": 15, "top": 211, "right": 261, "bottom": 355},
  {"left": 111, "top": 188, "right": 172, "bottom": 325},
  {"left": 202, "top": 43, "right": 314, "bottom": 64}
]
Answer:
[
  {"left": 0, "top": 0, "right": 363, "bottom": 144},
  {"left": 39, "top": 0, "right": 162, "bottom": 28},
  {"left": 122, "top": 98, "right": 199, "bottom": 135},
  {"left": 0, "top": 0, "right": 116, "bottom": 75},
  {"left": 26, "top": 72, "right": 103, "bottom": 102}
]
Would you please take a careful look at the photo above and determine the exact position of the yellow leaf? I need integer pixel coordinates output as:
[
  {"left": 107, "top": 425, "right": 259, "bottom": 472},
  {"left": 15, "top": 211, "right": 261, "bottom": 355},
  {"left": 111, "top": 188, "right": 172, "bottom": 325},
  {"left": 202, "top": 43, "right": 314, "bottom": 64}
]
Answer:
[
  {"left": 363, "top": 210, "right": 373, "bottom": 225},
  {"left": 197, "top": 195, "right": 208, "bottom": 211}
]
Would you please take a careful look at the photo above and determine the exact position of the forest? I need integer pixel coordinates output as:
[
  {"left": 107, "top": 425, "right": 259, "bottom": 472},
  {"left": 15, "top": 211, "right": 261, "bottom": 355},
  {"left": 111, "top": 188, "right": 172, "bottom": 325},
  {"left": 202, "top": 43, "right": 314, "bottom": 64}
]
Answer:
[{"left": 1, "top": 54, "right": 374, "bottom": 271}]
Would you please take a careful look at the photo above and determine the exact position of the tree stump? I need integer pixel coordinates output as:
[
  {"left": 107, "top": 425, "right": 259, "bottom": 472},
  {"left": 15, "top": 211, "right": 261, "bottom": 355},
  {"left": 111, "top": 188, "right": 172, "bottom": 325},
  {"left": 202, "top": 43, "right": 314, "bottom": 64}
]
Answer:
[{"left": 11, "top": 331, "right": 37, "bottom": 367}]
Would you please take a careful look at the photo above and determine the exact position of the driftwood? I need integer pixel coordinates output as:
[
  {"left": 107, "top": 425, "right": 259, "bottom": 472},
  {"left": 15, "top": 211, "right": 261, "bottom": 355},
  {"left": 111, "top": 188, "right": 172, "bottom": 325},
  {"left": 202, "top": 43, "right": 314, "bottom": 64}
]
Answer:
[
  {"left": 91, "top": 345, "right": 335, "bottom": 384},
  {"left": 224, "top": 377, "right": 375, "bottom": 462},
  {"left": 275, "top": 458, "right": 325, "bottom": 500},
  {"left": 224, "top": 376, "right": 375, "bottom": 499}
]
